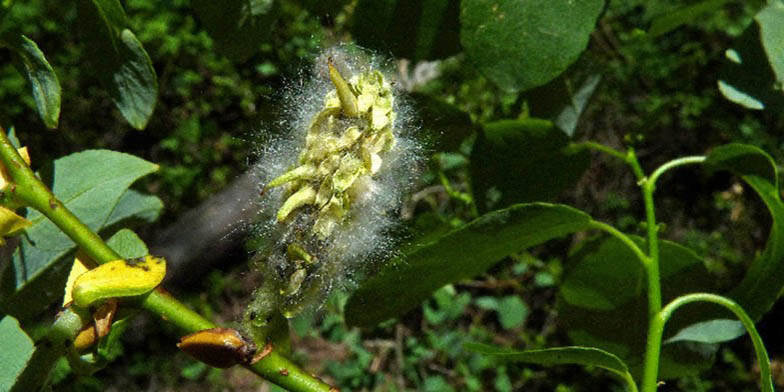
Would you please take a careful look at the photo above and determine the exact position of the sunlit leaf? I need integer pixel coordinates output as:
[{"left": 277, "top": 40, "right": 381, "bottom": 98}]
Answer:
[
  {"left": 0, "top": 150, "right": 158, "bottom": 320},
  {"left": 0, "top": 315, "right": 34, "bottom": 391}
]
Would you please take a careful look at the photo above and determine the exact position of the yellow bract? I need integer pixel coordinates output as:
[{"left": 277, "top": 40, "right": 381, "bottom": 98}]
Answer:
[
  {"left": 0, "top": 146, "right": 32, "bottom": 245},
  {"left": 71, "top": 255, "right": 166, "bottom": 308},
  {"left": 63, "top": 254, "right": 92, "bottom": 306}
]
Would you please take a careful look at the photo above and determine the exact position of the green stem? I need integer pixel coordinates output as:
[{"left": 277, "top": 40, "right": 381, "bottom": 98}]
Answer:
[
  {"left": 659, "top": 293, "right": 773, "bottom": 392},
  {"left": 580, "top": 141, "right": 628, "bottom": 161},
  {"left": 637, "top": 154, "right": 705, "bottom": 392},
  {"left": 589, "top": 220, "right": 650, "bottom": 268},
  {"left": 0, "top": 128, "right": 333, "bottom": 392},
  {"left": 647, "top": 156, "right": 706, "bottom": 189}
]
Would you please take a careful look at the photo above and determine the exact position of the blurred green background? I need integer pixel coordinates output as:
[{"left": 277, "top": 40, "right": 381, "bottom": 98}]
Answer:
[{"left": 2, "top": 0, "right": 783, "bottom": 390}]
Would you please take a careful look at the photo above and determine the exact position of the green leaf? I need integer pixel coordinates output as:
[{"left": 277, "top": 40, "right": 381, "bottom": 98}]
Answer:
[
  {"left": 664, "top": 319, "right": 745, "bottom": 345},
  {"left": 0, "top": 315, "right": 35, "bottom": 391},
  {"left": 464, "top": 342, "right": 636, "bottom": 391},
  {"left": 1, "top": 34, "right": 61, "bottom": 128},
  {"left": 704, "top": 144, "right": 784, "bottom": 320},
  {"left": 193, "top": 0, "right": 277, "bottom": 62},
  {"left": 558, "top": 235, "right": 716, "bottom": 379},
  {"left": 78, "top": 0, "right": 157, "bottom": 129},
  {"left": 352, "top": 0, "right": 461, "bottom": 62},
  {"left": 0, "top": 150, "right": 158, "bottom": 320},
  {"left": 410, "top": 92, "right": 476, "bottom": 151},
  {"left": 497, "top": 296, "right": 528, "bottom": 330},
  {"left": 470, "top": 119, "right": 589, "bottom": 212},
  {"left": 460, "top": 0, "right": 604, "bottom": 92},
  {"left": 523, "top": 73, "right": 601, "bottom": 137},
  {"left": 345, "top": 203, "right": 594, "bottom": 327},
  {"left": 756, "top": 0, "right": 784, "bottom": 85},
  {"left": 106, "top": 228, "right": 149, "bottom": 259},
  {"left": 647, "top": 0, "right": 733, "bottom": 37},
  {"left": 717, "top": 2, "right": 784, "bottom": 111},
  {"left": 104, "top": 189, "right": 163, "bottom": 229}
]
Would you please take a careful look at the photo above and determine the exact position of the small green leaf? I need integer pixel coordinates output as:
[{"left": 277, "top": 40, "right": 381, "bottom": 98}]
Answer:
[
  {"left": 470, "top": 119, "right": 589, "bottom": 212},
  {"left": 106, "top": 228, "right": 149, "bottom": 259},
  {"left": 345, "top": 203, "right": 594, "bottom": 327},
  {"left": 647, "top": 0, "right": 733, "bottom": 37},
  {"left": 523, "top": 73, "right": 601, "bottom": 137},
  {"left": 352, "top": 0, "right": 461, "bottom": 62},
  {"left": 0, "top": 150, "right": 158, "bottom": 320},
  {"left": 664, "top": 319, "right": 745, "bottom": 345},
  {"left": 1, "top": 34, "right": 61, "bottom": 128},
  {"left": 497, "top": 296, "right": 528, "bottom": 330},
  {"left": 0, "top": 315, "right": 35, "bottom": 391},
  {"left": 410, "top": 92, "right": 475, "bottom": 151},
  {"left": 464, "top": 342, "right": 636, "bottom": 391},
  {"left": 193, "top": 0, "right": 277, "bottom": 62},
  {"left": 78, "top": 1, "right": 157, "bottom": 129},
  {"left": 460, "top": 0, "right": 604, "bottom": 92}
]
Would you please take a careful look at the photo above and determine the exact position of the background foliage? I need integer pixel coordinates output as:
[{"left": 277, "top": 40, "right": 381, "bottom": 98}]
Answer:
[{"left": 2, "top": 0, "right": 784, "bottom": 391}]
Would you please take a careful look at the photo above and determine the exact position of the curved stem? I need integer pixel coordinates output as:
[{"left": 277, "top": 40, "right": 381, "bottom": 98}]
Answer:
[
  {"left": 647, "top": 156, "right": 706, "bottom": 191},
  {"left": 660, "top": 293, "right": 773, "bottom": 392},
  {"left": 580, "top": 141, "right": 628, "bottom": 161},
  {"left": 589, "top": 220, "right": 650, "bottom": 268},
  {"left": 0, "top": 129, "right": 333, "bottom": 392}
]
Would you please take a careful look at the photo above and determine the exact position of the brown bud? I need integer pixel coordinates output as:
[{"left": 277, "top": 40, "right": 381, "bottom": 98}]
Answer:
[{"left": 177, "top": 328, "right": 256, "bottom": 368}]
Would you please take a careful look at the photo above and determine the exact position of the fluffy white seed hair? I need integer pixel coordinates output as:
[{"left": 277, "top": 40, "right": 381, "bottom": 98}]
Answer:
[{"left": 244, "top": 44, "right": 422, "bottom": 335}]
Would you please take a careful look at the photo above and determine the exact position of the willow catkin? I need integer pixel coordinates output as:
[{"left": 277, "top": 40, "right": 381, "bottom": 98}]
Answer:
[{"left": 244, "top": 45, "right": 422, "bottom": 340}]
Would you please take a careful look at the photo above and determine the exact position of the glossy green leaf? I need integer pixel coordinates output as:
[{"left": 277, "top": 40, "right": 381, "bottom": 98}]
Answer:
[
  {"left": 464, "top": 342, "right": 636, "bottom": 391},
  {"left": 0, "top": 150, "right": 158, "bottom": 320},
  {"left": 193, "top": 0, "right": 277, "bottom": 62},
  {"left": 558, "top": 235, "right": 716, "bottom": 379},
  {"left": 345, "top": 203, "right": 594, "bottom": 327},
  {"left": 647, "top": 0, "right": 733, "bottom": 37},
  {"left": 470, "top": 119, "right": 589, "bottom": 212},
  {"left": 410, "top": 92, "right": 475, "bottom": 151},
  {"left": 352, "top": 0, "right": 461, "bottom": 62},
  {"left": 0, "top": 315, "right": 35, "bottom": 391},
  {"left": 1, "top": 34, "right": 61, "bottom": 128},
  {"left": 717, "top": 2, "right": 784, "bottom": 111},
  {"left": 78, "top": 0, "right": 157, "bottom": 129},
  {"left": 523, "top": 73, "right": 601, "bottom": 137},
  {"left": 460, "top": 0, "right": 603, "bottom": 92}
]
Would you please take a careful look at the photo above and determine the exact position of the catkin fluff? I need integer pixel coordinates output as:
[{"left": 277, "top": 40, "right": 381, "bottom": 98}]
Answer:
[{"left": 245, "top": 45, "right": 421, "bottom": 336}]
